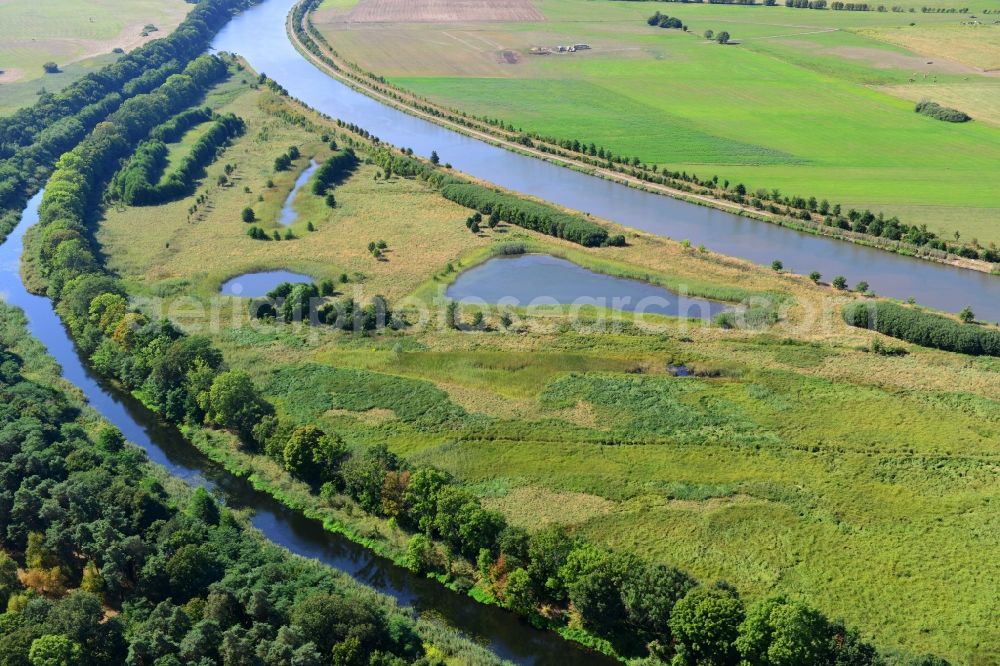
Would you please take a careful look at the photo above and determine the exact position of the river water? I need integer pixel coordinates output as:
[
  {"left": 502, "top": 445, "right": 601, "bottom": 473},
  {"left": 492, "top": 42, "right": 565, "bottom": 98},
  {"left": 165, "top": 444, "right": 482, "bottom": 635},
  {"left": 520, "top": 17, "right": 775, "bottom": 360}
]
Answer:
[
  {"left": 0, "top": 192, "right": 615, "bottom": 665},
  {"left": 212, "top": 0, "right": 1000, "bottom": 322}
]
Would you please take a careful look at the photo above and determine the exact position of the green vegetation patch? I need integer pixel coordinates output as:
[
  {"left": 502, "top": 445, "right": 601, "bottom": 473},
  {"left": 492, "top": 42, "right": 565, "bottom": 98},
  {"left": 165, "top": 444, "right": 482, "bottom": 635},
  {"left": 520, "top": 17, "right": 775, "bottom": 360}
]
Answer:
[
  {"left": 265, "top": 363, "right": 473, "bottom": 429},
  {"left": 539, "top": 373, "right": 779, "bottom": 446}
]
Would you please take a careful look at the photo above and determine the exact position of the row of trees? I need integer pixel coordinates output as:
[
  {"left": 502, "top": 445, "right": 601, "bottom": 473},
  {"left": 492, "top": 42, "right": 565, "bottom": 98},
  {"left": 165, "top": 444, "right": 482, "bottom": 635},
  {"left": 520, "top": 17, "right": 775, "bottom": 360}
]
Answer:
[
  {"left": 109, "top": 112, "right": 245, "bottom": 205},
  {"left": 843, "top": 301, "right": 999, "bottom": 356},
  {"left": 148, "top": 106, "right": 213, "bottom": 142},
  {"left": 441, "top": 183, "right": 614, "bottom": 247},
  {"left": 0, "top": 0, "right": 255, "bottom": 217},
  {"left": 310, "top": 148, "right": 358, "bottom": 195},
  {"left": 367, "top": 145, "right": 628, "bottom": 247},
  {"left": 786, "top": 0, "right": 828, "bottom": 8},
  {"left": 0, "top": 309, "right": 501, "bottom": 666}
]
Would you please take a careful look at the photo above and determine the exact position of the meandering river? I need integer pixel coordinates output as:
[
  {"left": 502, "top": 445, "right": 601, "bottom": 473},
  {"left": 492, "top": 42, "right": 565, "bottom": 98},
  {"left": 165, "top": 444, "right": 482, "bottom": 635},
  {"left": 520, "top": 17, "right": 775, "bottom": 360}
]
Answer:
[
  {"left": 0, "top": 193, "right": 615, "bottom": 665},
  {"left": 212, "top": 0, "right": 1000, "bottom": 322}
]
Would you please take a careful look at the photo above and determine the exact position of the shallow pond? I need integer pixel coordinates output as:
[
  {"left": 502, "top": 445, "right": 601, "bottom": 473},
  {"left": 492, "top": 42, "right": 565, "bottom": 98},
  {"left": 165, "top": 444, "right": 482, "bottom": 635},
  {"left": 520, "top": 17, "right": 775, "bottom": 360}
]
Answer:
[
  {"left": 220, "top": 270, "right": 313, "bottom": 297},
  {"left": 280, "top": 158, "right": 318, "bottom": 226},
  {"left": 447, "top": 254, "right": 727, "bottom": 319}
]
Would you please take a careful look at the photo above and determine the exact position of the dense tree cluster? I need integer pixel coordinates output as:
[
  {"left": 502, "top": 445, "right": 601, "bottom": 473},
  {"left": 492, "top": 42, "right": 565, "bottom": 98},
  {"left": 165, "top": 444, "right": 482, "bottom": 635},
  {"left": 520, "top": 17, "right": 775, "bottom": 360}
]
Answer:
[
  {"left": 249, "top": 281, "right": 396, "bottom": 333},
  {"left": 310, "top": 148, "right": 358, "bottom": 195},
  {"left": 646, "top": 11, "right": 686, "bottom": 28},
  {"left": 273, "top": 145, "right": 300, "bottom": 172},
  {"left": 915, "top": 101, "right": 971, "bottom": 123},
  {"left": 441, "top": 183, "right": 612, "bottom": 247},
  {"left": 0, "top": 315, "right": 500, "bottom": 666},
  {"left": 110, "top": 112, "right": 245, "bottom": 205},
  {"left": 0, "top": 0, "right": 255, "bottom": 219},
  {"left": 843, "top": 301, "right": 1000, "bottom": 356}
]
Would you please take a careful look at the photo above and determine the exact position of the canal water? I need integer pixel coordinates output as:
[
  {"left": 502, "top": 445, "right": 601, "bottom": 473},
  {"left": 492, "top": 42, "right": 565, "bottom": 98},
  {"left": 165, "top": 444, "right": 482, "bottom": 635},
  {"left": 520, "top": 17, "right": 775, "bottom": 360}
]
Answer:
[{"left": 212, "top": 0, "right": 1000, "bottom": 322}]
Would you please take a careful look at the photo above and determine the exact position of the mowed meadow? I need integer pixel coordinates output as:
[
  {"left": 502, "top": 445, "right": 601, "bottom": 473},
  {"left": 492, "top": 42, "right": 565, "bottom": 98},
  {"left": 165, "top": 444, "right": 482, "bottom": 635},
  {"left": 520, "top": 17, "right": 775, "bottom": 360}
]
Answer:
[
  {"left": 92, "top": 67, "right": 1000, "bottom": 662},
  {"left": 314, "top": 0, "right": 1000, "bottom": 244},
  {"left": 0, "top": 0, "right": 192, "bottom": 114}
]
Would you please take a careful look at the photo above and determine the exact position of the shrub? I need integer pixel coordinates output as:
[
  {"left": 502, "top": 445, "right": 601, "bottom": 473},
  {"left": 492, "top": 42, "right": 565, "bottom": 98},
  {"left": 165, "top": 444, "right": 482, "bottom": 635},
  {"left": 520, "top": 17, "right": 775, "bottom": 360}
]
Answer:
[
  {"left": 915, "top": 100, "right": 970, "bottom": 123},
  {"left": 842, "top": 301, "right": 1000, "bottom": 356}
]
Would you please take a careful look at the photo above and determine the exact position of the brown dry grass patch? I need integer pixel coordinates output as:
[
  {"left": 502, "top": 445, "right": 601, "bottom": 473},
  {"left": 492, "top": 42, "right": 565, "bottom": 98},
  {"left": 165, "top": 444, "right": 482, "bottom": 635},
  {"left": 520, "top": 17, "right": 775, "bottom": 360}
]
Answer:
[
  {"left": 484, "top": 485, "right": 614, "bottom": 529},
  {"left": 859, "top": 25, "right": 1000, "bottom": 73},
  {"left": 340, "top": 0, "right": 543, "bottom": 24}
]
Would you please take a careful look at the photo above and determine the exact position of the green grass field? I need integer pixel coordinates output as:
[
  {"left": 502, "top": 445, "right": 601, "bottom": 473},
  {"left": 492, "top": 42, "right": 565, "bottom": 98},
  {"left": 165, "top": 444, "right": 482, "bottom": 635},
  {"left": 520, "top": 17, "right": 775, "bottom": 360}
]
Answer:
[
  {"left": 315, "top": 0, "right": 1000, "bottom": 243},
  {"left": 91, "top": 68, "right": 1000, "bottom": 662},
  {"left": 0, "top": 0, "right": 190, "bottom": 114}
]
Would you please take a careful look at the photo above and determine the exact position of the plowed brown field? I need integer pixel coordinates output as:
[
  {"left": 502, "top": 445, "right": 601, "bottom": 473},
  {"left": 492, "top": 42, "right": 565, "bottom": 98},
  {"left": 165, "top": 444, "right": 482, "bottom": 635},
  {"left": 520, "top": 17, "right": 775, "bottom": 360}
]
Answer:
[{"left": 340, "top": 0, "right": 543, "bottom": 23}]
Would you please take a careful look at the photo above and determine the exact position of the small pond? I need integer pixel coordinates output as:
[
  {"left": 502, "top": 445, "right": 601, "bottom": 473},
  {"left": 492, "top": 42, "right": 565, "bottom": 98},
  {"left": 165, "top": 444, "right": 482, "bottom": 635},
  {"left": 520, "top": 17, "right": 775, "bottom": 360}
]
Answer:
[
  {"left": 220, "top": 270, "right": 314, "bottom": 297},
  {"left": 447, "top": 254, "right": 727, "bottom": 319},
  {"left": 279, "top": 158, "right": 318, "bottom": 226}
]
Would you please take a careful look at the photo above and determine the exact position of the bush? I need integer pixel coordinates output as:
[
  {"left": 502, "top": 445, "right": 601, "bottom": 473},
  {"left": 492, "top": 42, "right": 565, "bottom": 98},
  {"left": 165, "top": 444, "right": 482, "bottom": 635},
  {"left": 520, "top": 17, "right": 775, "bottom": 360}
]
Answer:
[
  {"left": 915, "top": 100, "right": 970, "bottom": 123},
  {"left": 843, "top": 301, "right": 1000, "bottom": 356}
]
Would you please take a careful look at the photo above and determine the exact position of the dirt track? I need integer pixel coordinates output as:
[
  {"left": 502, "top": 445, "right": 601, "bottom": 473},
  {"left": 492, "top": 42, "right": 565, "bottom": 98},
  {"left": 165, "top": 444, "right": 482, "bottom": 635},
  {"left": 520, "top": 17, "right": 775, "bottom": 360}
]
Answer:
[{"left": 340, "top": 0, "right": 543, "bottom": 23}]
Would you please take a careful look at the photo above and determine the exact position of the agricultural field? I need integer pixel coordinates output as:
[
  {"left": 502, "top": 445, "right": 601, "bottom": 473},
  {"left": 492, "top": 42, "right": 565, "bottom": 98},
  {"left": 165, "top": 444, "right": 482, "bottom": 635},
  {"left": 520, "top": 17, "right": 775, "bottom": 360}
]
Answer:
[
  {"left": 312, "top": 0, "right": 1000, "bottom": 244},
  {"left": 95, "top": 70, "right": 1000, "bottom": 663},
  {"left": 0, "top": 0, "right": 191, "bottom": 115}
]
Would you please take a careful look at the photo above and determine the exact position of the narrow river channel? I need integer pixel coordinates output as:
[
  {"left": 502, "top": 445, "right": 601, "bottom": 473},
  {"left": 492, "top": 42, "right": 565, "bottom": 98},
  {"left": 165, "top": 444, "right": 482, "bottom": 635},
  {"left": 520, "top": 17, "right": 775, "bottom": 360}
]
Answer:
[
  {"left": 0, "top": 192, "right": 616, "bottom": 665},
  {"left": 211, "top": 0, "right": 1000, "bottom": 322}
]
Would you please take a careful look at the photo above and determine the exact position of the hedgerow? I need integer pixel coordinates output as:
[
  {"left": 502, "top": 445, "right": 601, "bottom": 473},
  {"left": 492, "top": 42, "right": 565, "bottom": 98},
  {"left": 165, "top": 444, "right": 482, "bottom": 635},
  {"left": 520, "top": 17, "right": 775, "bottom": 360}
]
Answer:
[
  {"left": 843, "top": 301, "right": 1000, "bottom": 356},
  {"left": 310, "top": 148, "right": 358, "bottom": 195},
  {"left": 110, "top": 112, "right": 245, "bottom": 205},
  {"left": 441, "top": 182, "right": 611, "bottom": 247}
]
